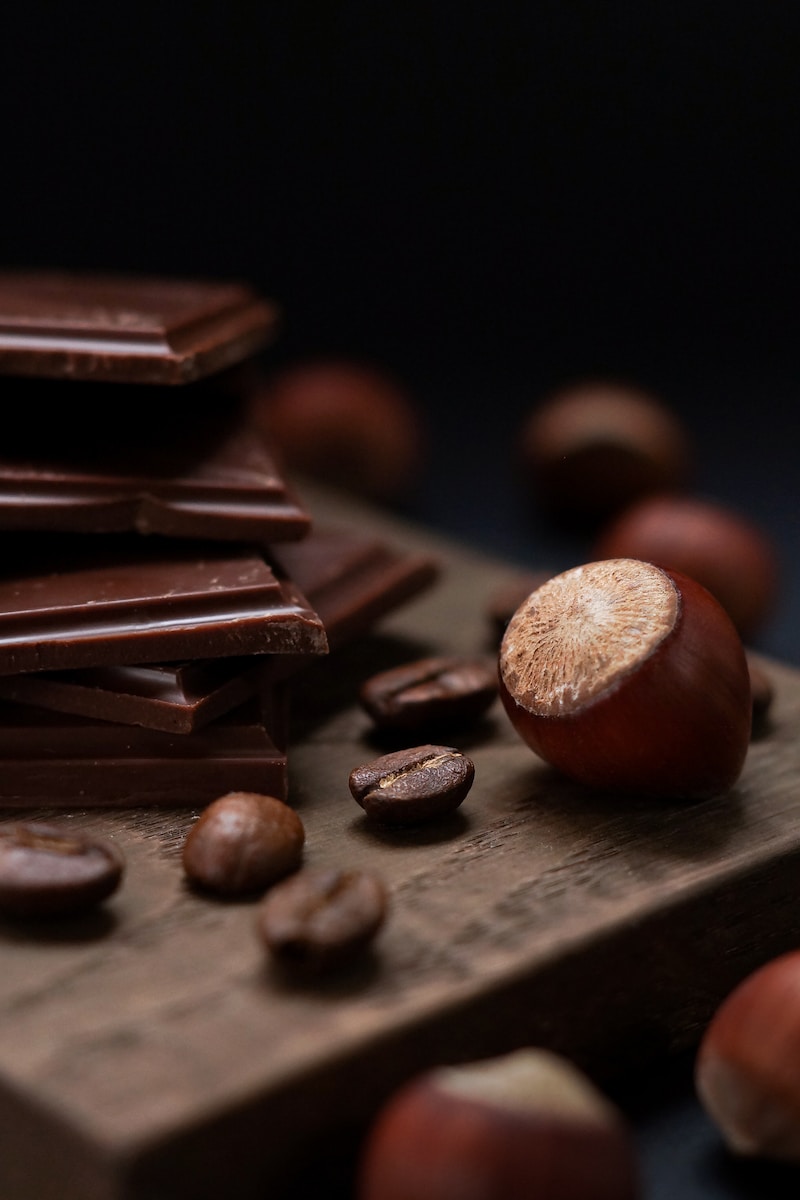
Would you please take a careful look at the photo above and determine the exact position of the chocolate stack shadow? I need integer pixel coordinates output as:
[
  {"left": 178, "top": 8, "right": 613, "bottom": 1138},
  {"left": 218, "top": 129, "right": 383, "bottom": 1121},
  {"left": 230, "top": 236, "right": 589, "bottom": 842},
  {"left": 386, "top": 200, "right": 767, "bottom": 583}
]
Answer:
[{"left": 0, "top": 270, "right": 439, "bottom": 807}]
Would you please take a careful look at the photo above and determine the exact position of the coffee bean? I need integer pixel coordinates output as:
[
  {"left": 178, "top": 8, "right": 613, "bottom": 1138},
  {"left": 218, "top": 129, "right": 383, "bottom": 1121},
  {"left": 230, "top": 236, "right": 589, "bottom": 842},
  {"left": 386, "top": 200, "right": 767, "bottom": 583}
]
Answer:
[
  {"left": 257, "top": 866, "right": 388, "bottom": 973},
  {"left": 358, "top": 655, "right": 498, "bottom": 731},
  {"left": 349, "top": 744, "right": 475, "bottom": 826},
  {"left": 182, "top": 791, "right": 305, "bottom": 896},
  {"left": 0, "top": 822, "right": 125, "bottom": 918}
]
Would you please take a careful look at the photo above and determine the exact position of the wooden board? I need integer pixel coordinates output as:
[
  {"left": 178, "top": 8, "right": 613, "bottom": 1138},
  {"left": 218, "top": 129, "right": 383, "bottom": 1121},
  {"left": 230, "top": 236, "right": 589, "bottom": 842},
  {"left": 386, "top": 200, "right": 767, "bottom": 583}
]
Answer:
[{"left": 2, "top": 483, "right": 800, "bottom": 1200}]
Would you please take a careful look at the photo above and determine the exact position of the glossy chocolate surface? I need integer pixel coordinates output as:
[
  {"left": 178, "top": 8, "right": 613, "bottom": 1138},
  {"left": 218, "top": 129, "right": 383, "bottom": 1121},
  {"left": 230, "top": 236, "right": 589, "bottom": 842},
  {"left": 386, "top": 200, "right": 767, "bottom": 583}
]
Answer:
[
  {"left": 270, "top": 524, "right": 440, "bottom": 653},
  {"left": 0, "top": 373, "right": 311, "bottom": 540},
  {"left": 0, "top": 700, "right": 288, "bottom": 806},
  {"left": 0, "top": 271, "right": 279, "bottom": 384},
  {"left": 0, "top": 525, "right": 439, "bottom": 731},
  {"left": 0, "top": 414, "right": 311, "bottom": 542},
  {"left": 0, "top": 532, "right": 327, "bottom": 675}
]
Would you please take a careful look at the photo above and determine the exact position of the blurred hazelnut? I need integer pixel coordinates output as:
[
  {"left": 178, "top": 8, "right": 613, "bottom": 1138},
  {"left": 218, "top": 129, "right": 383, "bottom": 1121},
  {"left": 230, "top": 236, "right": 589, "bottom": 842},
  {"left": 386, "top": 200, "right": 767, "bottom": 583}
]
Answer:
[
  {"left": 593, "top": 494, "right": 780, "bottom": 642},
  {"left": 246, "top": 359, "right": 425, "bottom": 502},
  {"left": 696, "top": 949, "right": 800, "bottom": 1161},
  {"left": 519, "top": 380, "right": 691, "bottom": 528},
  {"left": 357, "top": 1047, "right": 641, "bottom": 1200}
]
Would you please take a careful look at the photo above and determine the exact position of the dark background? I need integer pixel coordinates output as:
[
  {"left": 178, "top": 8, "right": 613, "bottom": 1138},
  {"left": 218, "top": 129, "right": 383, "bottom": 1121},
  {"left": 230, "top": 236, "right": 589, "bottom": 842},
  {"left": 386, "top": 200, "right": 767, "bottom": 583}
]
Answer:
[
  {"left": 2, "top": 3, "right": 798, "bottom": 664},
  {"left": 2, "top": 3, "right": 798, "bottom": 377},
  {"left": 2, "top": 6, "right": 800, "bottom": 1195}
]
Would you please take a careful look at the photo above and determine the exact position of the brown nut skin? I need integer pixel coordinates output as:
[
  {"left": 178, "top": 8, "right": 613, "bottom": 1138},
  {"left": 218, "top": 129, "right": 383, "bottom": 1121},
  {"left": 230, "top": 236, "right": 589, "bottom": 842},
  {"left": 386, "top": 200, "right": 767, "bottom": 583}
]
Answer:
[
  {"left": 357, "top": 1048, "right": 641, "bottom": 1200},
  {"left": 498, "top": 559, "right": 752, "bottom": 800},
  {"left": 593, "top": 494, "right": 779, "bottom": 642},
  {"left": 245, "top": 359, "right": 425, "bottom": 502},
  {"left": 182, "top": 791, "right": 305, "bottom": 896},
  {"left": 695, "top": 949, "right": 800, "bottom": 1160},
  {"left": 519, "top": 380, "right": 691, "bottom": 528}
]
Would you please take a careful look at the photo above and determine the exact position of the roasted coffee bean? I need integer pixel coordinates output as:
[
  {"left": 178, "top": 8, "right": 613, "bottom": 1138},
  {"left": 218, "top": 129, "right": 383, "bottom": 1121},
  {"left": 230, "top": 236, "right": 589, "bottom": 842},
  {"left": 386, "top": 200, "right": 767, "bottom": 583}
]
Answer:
[
  {"left": 257, "top": 865, "right": 388, "bottom": 973},
  {"left": 0, "top": 821, "right": 125, "bottom": 918},
  {"left": 359, "top": 655, "right": 498, "bottom": 732},
  {"left": 349, "top": 744, "right": 475, "bottom": 826},
  {"left": 182, "top": 791, "right": 305, "bottom": 896}
]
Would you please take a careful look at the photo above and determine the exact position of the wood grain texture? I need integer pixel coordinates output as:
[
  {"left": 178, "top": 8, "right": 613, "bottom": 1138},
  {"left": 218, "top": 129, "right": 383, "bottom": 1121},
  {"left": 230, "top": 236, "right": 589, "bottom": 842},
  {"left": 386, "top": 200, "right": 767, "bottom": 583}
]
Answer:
[{"left": 1, "top": 482, "right": 799, "bottom": 1200}]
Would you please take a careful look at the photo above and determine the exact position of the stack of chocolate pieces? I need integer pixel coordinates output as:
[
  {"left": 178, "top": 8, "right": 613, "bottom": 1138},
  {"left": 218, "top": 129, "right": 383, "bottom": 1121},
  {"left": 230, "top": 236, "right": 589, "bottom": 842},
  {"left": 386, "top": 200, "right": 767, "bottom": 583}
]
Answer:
[{"left": 0, "top": 271, "right": 439, "bottom": 806}]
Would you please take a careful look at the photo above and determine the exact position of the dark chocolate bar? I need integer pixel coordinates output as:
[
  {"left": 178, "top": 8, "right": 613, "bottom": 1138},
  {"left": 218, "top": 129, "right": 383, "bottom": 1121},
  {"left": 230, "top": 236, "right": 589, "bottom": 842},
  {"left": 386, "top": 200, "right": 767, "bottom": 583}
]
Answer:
[
  {"left": 0, "top": 658, "right": 263, "bottom": 735},
  {"left": 0, "top": 418, "right": 312, "bottom": 541},
  {"left": 0, "top": 525, "right": 438, "bottom": 731},
  {"left": 0, "top": 532, "right": 327, "bottom": 676},
  {"left": 0, "top": 699, "right": 288, "bottom": 806},
  {"left": 0, "top": 271, "right": 279, "bottom": 385},
  {"left": 267, "top": 524, "right": 441, "bottom": 675}
]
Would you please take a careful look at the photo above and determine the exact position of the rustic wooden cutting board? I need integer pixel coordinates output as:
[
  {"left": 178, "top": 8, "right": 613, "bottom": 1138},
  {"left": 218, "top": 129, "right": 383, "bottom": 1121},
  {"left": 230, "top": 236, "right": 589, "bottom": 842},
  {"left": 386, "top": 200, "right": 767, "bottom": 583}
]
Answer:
[{"left": 2, "top": 483, "right": 800, "bottom": 1200}]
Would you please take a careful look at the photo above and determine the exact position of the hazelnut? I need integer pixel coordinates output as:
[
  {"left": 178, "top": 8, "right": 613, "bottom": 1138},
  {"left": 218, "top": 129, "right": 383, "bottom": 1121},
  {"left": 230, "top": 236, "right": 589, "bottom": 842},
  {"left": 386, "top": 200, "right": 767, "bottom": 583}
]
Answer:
[
  {"left": 518, "top": 380, "right": 691, "bottom": 528},
  {"left": 485, "top": 569, "right": 555, "bottom": 644},
  {"left": 245, "top": 358, "right": 425, "bottom": 502},
  {"left": 593, "top": 494, "right": 779, "bottom": 642},
  {"left": 498, "top": 558, "right": 752, "bottom": 799},
  {"left": 357, "top": 1047, "right": 641, "bottom": 1200},
  {"left": 696, "top": 949, "right": 800, "bottom": 1160}
]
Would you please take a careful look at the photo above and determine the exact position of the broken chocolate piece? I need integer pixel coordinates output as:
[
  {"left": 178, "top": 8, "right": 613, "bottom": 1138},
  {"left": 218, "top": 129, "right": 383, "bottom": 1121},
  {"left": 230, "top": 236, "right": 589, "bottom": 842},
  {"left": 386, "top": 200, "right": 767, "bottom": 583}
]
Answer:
[
  {"left": 0, "top": 532, "right": 327, "bottom": 676},
  {"left": 269, "top": 524, "right": 440, "bottom": 657},
  {"left": 0, "top": 270, "right": 279, "bottom": 385},
  {"left": 0, "top": 525, "right": 438, "bottom": 732},
  {"left": 0, "top": 419, "right": 312, "bottom": 542},
  {"left": 0, "top": 699, "right": 288, "bottom": 807}
]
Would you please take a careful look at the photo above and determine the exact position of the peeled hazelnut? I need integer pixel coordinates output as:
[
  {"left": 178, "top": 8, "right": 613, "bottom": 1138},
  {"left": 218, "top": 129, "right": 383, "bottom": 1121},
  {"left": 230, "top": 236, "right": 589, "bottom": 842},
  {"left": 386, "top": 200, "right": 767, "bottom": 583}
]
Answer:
[
  {"left": 485, "top": 570, "right": 555, "bottom": 644},
  {"left": 357, "top": 1047, "right": 641, "bottom": 1200},
  {"left": 245, "top": 359, "right": 425, "bottom": 502},
  {"left": 498, "top": 558, "right": 752, "bottom": 800},
  {"left": 593, "top": 494, "right": 779, "bottom": 642},
  {"left": 695, "top": 949, "right": 800, "bottom": 1160},
  {"left": 518, "top": 380, "right": 691, "bottom": 528}
]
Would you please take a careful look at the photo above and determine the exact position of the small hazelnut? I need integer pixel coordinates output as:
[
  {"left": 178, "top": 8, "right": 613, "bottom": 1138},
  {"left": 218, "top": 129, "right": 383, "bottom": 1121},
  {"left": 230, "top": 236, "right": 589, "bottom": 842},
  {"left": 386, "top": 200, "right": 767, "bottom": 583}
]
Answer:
[
  {"left": 593, "top": 494, "right": 779, "bottom": 642},
  {"left": 518, "top": 380, "right": 691, "bottom": 528},
  {"left": 498, "top": 558, "right": 752, "bottom": 799},
  {"left": 245, "top": 359, "right": 425, "bottom": 502},
  {"left": 357, "top": 1047, "right": 641, "bottom": 1200},
  {"left": 695, "top": 949, "right": 800, "bottom": 1160}
]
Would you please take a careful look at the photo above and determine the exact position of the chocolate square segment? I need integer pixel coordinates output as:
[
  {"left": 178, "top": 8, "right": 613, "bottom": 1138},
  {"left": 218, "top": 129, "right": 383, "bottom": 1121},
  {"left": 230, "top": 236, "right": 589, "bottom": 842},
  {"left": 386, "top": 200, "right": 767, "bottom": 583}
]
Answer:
[
  {"left": 0, "top": 699, "right": 289, "bottom": 806},
  {"left": 0, "top": 532, "right": 328, "bottom": 675},
  {"left": 0, "top": 271, "right": 280, "bottom": 384},
  {"left": 0, "top": 524, "right": 439, "bottom": 732},
  {"left": 0, "top": 421, "right": 312, "bottom": 541}
]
